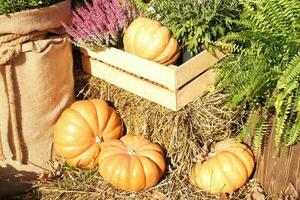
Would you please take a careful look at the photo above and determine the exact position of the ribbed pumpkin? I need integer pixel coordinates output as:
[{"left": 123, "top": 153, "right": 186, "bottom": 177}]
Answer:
[
  {"left": 190, "top": 139, "right": 255, "bottom": 194},
  {"left": 53, "top": 99, "right": 123, "bottom": 169},
  {"left": 98, "top": 135, "right": 166, "bottom": 191},
  {"left": 123, "top": 17, "right": 180, "bottom": 65}
]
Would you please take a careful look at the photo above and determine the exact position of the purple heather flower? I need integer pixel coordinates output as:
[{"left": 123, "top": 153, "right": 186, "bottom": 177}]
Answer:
[{"left": 64, "top": 0, "right": 139, "bottom": 49}]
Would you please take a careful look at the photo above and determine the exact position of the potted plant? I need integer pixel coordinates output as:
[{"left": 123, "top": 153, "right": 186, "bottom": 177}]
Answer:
[
  {"left": 141, "top": 0, "right": 241, "bottom": 61},
  {"left": 217, "top": 0, "right": 300, "bottom": 197},
  {"left": 0, "top": 0, "right": 74, "bottom": 197},
  {"left": 65, "top": 0, "right": 229, "bottom": 111}
]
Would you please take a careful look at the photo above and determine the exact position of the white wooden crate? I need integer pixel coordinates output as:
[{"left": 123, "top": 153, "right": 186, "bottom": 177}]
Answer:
[{"left": 81, "top": 47, "right": 225, "bottom": 111}]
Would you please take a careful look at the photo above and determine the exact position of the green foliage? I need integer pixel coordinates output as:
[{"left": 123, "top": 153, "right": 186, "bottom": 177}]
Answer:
[
  {"left": 131, "top": 0, "right": 152, "bottom": 15},
  {"left": 218, "top": 0, "right": 300, "bottom": 151},
  {"left": 144, "top": 0, "right": 241, "bottom": 54},
  {"left": 0, "top": 0, "right": 64, "bottom": 15}
]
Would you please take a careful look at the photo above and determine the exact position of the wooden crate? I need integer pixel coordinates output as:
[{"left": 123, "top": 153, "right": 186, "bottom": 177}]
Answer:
[{"left": 80, "top": 47, "right": 225, "bottom": 111}]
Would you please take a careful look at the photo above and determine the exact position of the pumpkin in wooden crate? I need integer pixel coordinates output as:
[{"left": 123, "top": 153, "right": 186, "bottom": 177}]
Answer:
[
  {"left": 98, "top": 134, "right": 166, "bottom": 191},
  {"left": 190, "top": 139, "right": 255, "bottom": 194},
  {"left": 53, "top": 99, "right": 123, "bottom": 169},
  {"left": 123, "top": 17, "right": 180, "bottom": 65}
]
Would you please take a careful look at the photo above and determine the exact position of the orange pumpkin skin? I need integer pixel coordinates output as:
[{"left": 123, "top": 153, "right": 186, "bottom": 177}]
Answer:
[
  {"left": 98, "top": 135, "right": 166, "bottom": 191},
  {"left": 190, "top": 139, "right": 255, "bottom": 194},
  {"left": 123, "top": 17, "right": 180, "bottom": 65},
  {"left": 53, "top": 99, "right": 123, "bottom": 169}
]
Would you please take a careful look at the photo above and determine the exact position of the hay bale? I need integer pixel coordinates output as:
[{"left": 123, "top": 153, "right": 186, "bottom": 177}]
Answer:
[{"left": 35, "top": 53, "right": 265, "bottom": 199}]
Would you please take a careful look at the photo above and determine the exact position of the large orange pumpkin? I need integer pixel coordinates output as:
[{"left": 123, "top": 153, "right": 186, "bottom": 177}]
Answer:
[
  {"left": 53, "top": 99, "right": 123, "bottom": 169},
  {"left": 123, "top": 17, "right": 180, "bottom": 65},
  {"left": 98, "top": 134, "right": 166, "bottom": 191},
  {"left": 190, "top": 139, "right": 255, "bottom": 194}
]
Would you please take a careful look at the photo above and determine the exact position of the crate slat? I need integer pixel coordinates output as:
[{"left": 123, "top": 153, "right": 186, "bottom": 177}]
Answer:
[
  {"left": 81, "top": 48, "right": 177, "bottom": 91},
  {"left": 82, "top": 56, "right": 177, "bottom": 110}
]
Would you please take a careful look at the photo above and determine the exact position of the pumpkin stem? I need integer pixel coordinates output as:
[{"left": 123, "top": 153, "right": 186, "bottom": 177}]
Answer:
[
  {"left": 128, "top": 149, "right": 136, "bottom": 156},
  {"left": 95, "top": 136, "right": 103, "bottom": 143}
]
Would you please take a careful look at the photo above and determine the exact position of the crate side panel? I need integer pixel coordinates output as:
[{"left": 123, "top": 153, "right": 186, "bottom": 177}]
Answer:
[
  {"left": 82, "top": 56, "right": 177, "bottom": 111},
  {"left": 81, "top": 48, "right": 177, "bottom": 91},
  {"left": 176, "top": 69, "right": 217, "bottom": 110},
  {"left": 176, "top": 49, "right": 225, "bottom": 89}
]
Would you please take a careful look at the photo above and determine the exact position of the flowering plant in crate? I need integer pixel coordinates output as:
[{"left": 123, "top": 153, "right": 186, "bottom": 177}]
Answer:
[{"left": 64, "top": 0, "right": 139, "bottom": 49}]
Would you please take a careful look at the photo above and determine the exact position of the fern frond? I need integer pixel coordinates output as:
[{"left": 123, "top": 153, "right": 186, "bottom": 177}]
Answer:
[
  {"left": 252, "top": 112, "right": 270, "bottom": 152},
  {"left": 237, "top": 108, "right": 261, "bottom": 142},
  {"left": 275, "top": 81, "right": 298, "bottom": 111},
  {"left": 285, "top": 115, "right": 300, "bottom": 146},
  {"left": 277, "top": 52, "right": 300, "bottom": 90},
  {"left": 285, "top": 93, "right": 300, "bottom": 146},
  {"left": 275, "top": 95, "right": 293, "bottom": 147}
]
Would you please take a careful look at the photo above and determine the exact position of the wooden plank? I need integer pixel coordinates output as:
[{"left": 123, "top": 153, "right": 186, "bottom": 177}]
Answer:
[
  {"left": 253, "top": 117, "right": 300, "bottom": 197},
  {"left": 82, "top": 56, "right": 177, "bottom": 111},
  {"left": 175, "top": 49, "right": 225, "bottom": 89},
  {"left": 81, "top": 48, "right": 177, "bottom": 91},
  {"left": 176, "top": 69, "right": 217, "bottom": 110}
]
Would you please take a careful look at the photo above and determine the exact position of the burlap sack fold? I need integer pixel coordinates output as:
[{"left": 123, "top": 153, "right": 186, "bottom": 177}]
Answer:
[{"left": 0, "top": 0, "right": 74, "bottom": 197}]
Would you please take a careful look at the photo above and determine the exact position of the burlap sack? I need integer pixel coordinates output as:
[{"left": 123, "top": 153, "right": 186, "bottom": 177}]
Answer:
[{"left": 0, "top": 0, "right": 74, "bottom": 197}]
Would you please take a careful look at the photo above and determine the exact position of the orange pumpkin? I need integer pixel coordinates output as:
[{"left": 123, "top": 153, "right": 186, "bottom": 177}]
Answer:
[
  {"left": 123, "top": 17, "right": 180, "bottom": 65},
  {"left": 190, "top": 139, "right": 255, "bottom": 194},
  {"left": 98, "top": 134, "right": 166, "bottom": 191},
  {"left": 53, "top": 99, "right": 123, "bottom": 169}
]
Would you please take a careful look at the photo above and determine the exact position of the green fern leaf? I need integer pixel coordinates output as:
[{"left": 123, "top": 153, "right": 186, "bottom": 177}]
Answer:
[{"left": 277, "top": 52, "right": 300, "bottom": 90}]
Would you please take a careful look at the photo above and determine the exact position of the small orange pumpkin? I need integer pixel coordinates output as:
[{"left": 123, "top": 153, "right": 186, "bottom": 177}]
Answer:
[
  {"left": 190, "top": 139, "right": 255, "bottom": 194},
  {"left": 123, "top": 17, "right": 180, "bottom": 65},
  {"left": 53, "top": 99, "right": 123, "bottom": 169},
  {"left": 98, "top": 134, "right": 166, "bottom": 191}
]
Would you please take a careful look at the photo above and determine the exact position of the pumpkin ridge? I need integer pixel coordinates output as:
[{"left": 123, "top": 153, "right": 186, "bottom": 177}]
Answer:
[
  {"left": 103, "top": 155, "right": 126, "bottom": 183},
  {"left": 67, "top": 143, "right": 99, "bottom": 167},
  {"left": 89, "top": 100, "right": 100, "bottom": 133},
  {"left": 93, "top": 102, "right": 111, "bottom": 136},
  {"left": 221, "top": 151, "right": 248, "bottom": 188},
  {"left": 225, "top": 149, "right": 253, "bottom": 177},
  {"left": 137, "top": 149, "right": 164, "bottom": 162},
  {"left": 57, "top": 111, "right": 92, "bottom": 134},
  {"left": 69, "top": 108, "right": 96, "bottom": 136},
  {"left": 162, "top": 50, "right": 181, "bottom": 65},
  {"left": 137, "top": 150, "right": 165, "bottom": 176},
  {"left": 138, "top": 148, "right": 163, "bottom": 155},
  {"left": 146, "top": 27, "right": 171, "bottom": 59},
  {"left": 135, "top": 142, "right": 162, "bottom": 151},
  {"left": 225, "top": 146, "right": 255, "bottom": 177},
  {"left": 215, "top": 157, "right": 236, "bottom": 192},
  {"left": 102, "top": 121, "right": 122, "bottom": 140},
  {"left": 54, "top": 138, "right": 94, "bottom": 149},
  {"left": 99, "top": 144, "right": 126, "bottom": 159},
  {"left": 102, "top": 144, "right": 127, "bottom": 151},
  {"left": 133, "top": 21, "right": 156, "bottom": 56},
  {"left": 110, "top": 155, "right": 130, "bottom": 189},
  {"left": 98, "top": 153, "right": 113, "bottom": 172},
  {"left": 138, "top": 155, "right": 161, "bottom": 188},
  {"left": 55, "top": 123, "right": 92, "bottom": 139},
  {"left": 55, "top": 143, "right": 93, "bottom": 158},
  {"left": 154, "top": 37, "right": 178, "bottom": 63},
  {"left": 100, "top": 149, "right": 128, "bottom": 159},
  {"left": 126, "top": 18, "right": 149, "bottom": 54},
  {"left": 130, "top": 156, "right": 146, "bottom": 190},
  {"left": 99, "top": 109, "right": 122, "bottom": 139}
]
